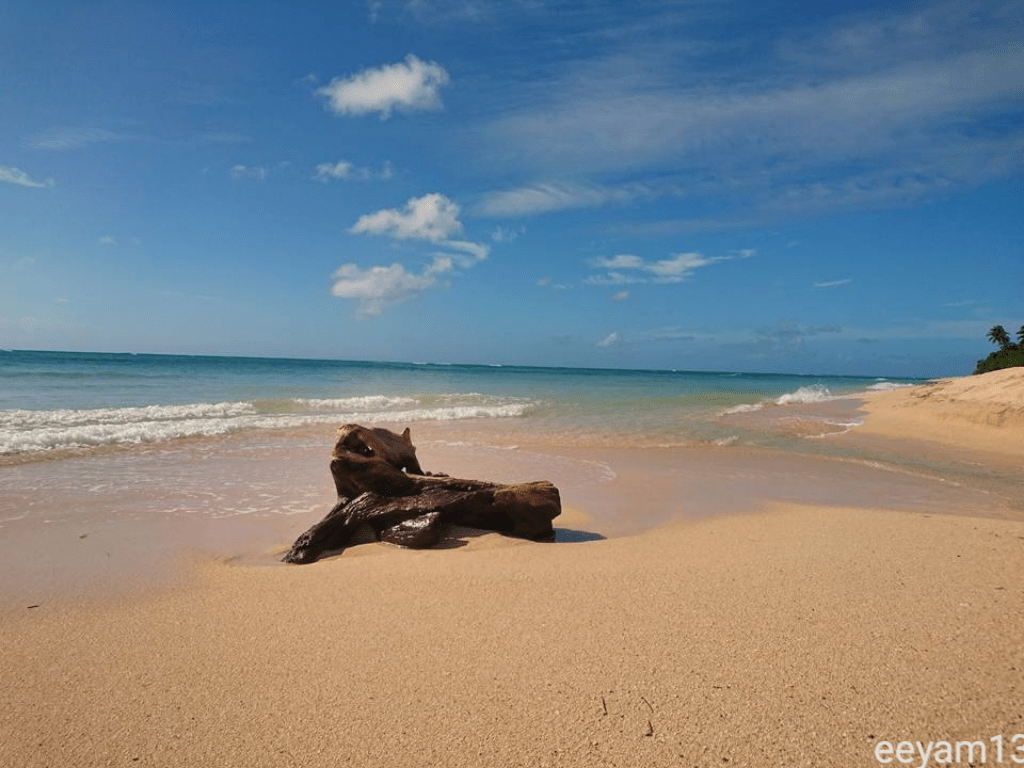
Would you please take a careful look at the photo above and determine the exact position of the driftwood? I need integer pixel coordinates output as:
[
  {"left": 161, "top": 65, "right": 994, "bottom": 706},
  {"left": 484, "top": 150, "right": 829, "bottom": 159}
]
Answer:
[{"left": 282, "top": 424, "right": 561, "bottom": 564}]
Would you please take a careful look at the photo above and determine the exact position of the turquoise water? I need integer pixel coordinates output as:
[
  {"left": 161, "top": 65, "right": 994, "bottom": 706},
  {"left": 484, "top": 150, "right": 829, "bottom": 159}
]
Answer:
[{"left": 0, "top": 350, "right": 914, "bottom": 458}]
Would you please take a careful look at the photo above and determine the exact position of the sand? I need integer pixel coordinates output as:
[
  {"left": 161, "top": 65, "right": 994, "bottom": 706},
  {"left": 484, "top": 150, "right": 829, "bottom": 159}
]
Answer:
[
  {"left": 2, "top": 370, "right": 1023, "bottom": 767},
  {"left": 859, "top": 367, "right": 1024, "bottom": 458}
]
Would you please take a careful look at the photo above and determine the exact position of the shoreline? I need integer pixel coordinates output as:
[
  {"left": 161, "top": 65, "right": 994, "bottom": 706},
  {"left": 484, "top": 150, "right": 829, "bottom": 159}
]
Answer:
[
  {"left": 3, "top": 370, "right": 1022, "bottom": 610},
  {"left": 3, "top": 431, "right": 1017, "bottom": 611}
]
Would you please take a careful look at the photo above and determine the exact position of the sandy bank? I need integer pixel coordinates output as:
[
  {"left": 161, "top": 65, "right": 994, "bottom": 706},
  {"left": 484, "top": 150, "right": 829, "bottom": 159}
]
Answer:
[
  {"left": 3, "top": 502, "right": 1022, "bottom": 767},
  {"left": 859, "top": 367, "right": 1024, "bottom": 458}
]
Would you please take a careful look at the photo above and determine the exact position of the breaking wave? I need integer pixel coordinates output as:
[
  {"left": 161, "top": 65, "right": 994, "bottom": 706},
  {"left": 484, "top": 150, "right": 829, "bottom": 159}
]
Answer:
[
  {"left": 774, "top": 384, "right": 835, "bottom": 405},
  {"left": 721, "top": 384, "right": 837, "bottom": 415},
  {"left": 0, "top": 394, "right": 535, "bottom": 456},
  {"left": 865, "top": 381, "right": 918, "bottom": 392}
]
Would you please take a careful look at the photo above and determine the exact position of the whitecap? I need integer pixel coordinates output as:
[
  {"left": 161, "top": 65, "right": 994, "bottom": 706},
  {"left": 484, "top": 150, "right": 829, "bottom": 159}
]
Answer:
[
  {"left": 774, "top": 384, "right": 834, "bottom": 405},
  {"left": 864, "top": 381, "right": 917, "bottom": 392}
]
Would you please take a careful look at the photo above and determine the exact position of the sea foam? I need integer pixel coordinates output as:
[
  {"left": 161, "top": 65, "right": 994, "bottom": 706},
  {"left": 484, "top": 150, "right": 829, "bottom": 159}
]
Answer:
[
  {"left": 774, "top": 384, "right": 835, "bottom": 405},
  {"left": 0, "top": 395, "right": 534, "bottom": 456},
  {"left": 721, "top": 384, "right": 837, "bottom": 415}
]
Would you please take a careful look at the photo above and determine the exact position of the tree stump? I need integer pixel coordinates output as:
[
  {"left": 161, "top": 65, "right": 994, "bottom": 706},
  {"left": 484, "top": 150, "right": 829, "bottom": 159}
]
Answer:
[{"left": 282, "top": 424, "right": 561, "bottom": 564}]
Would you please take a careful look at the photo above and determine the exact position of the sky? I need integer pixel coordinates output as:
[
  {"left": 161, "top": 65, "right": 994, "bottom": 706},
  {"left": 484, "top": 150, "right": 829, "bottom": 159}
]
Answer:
[{"left": 1, "top": 0, "right": 1022, "bottom": 377}]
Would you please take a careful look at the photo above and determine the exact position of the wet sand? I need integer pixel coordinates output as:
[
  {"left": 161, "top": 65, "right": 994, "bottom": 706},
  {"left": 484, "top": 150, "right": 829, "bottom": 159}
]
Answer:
[{"left": 2, "top": 370, "right": 1023, "bottom": 767}]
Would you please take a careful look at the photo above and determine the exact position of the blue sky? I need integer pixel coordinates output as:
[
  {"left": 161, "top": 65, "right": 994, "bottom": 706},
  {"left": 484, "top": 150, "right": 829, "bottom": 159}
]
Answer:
[{"left": 1, "top": 0, "right": 1021, "bottom": 377}]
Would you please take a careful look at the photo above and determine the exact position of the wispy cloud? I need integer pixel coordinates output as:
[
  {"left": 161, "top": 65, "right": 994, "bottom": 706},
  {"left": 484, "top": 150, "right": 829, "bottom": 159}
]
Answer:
[
  {"left": 472, "top": 0, "right": 1024, "bottom": 221},
  {"left": 0, "top": 165, "right": 54, "bottom": 188},
  {"left": 537, "top": 276, "right": 569, "bottom": 290},
  {"left": 230, "top": 164, "right": 270, "bottom": 181},
  {"left": 335, "top": 193, "right": 489, "bottom": 316},
  {"left": 486, "top": 47, "right": 1023, "bottom": 174},
  {"left": 199, "top": 131, "right": 251, "bottom": 144},
  {"left": 585, "top": 250, "right": 749, "bottom": 286},
  {"left": 814, "top": 278, "right": 853, "bottom": 288},
  {"left": 490, "top": 225, "right": 525, "bottom": 242},
  {"left": 476, "top": 180, "right": 660, "bottom": 218},
  {"left": 313, "top": 159, "right": 393, "bottom": 182},
  {"left": 717, "top": 320, "right": 845, "bottom": 357},
  {"left": 28, "top": 126, "right": 136, "bottom": 150},
  {"left": 644, "top": 326, "right": 700, "bottom": 342},
  {"left": 371, "top": 0, "right": 497, "bottom": 24},
  {"left": 597, "top": 331, "right": 621, "bottom": 348},
  {"left": 316, "top": 55, "right": 450, "bottom": 119}
]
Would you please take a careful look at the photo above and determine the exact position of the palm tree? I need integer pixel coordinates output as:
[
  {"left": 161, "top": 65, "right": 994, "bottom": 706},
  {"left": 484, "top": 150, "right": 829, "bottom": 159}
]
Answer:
[
  {"left": 988, "top": 325, "right": 1011, "bottom": 350},
  {"left": 1018, "top": 325, "right": 1024, "bottom": 348}
]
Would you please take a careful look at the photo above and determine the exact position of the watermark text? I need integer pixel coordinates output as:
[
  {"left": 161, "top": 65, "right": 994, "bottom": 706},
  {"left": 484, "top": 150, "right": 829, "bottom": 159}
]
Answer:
[{"left": 875, "top": 735, "right": 1024, "bottom": 766}]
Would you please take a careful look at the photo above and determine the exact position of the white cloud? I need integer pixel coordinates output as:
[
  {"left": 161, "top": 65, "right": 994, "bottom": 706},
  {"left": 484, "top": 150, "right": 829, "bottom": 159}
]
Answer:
[
  {"left": 314, "top": 160, "right": 353, "bottom": 181},
  {"left": 586, "top": 251, "right": 743, "bottom": 286},
  {"left": 613, "top": 290, "right": 629, "bottom": 302},
  {"left": 491, "top": 225, "right": 525, "bottom": 242},
  {"left": 645, "top": 253, "right": 722, "bottom": 281},
  {"left": 98, "top": 235, "right": 117, "bottom": 246},
  {"left": 314, "top": 159, "right": 394, "bottom": 182},
  {"left": 597, "top": 331, "right": 621, "bottom": 348},
  {"left": 351, "top": 193, "right": 463, "bottom": 241},
  {"left": 316, "top": 54, "right": 450, "bottom": 119},
  {"left": 0, "top": 166, "right": 54, "bottom": 188},
  {"left": 337, "top": 192, "right": 489, "bottom": 315},
  {"left": 814, "top": 278, "right": 853, "bottom": 288},
  {"left": 331, "top": 256, "right": 453, "bottom": 317}
]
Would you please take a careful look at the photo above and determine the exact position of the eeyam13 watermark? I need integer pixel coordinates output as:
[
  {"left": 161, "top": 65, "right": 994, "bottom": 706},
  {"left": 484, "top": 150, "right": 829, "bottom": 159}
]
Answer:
[{"left": 875, "top": 735, "right": 1024, "bottom": 766}]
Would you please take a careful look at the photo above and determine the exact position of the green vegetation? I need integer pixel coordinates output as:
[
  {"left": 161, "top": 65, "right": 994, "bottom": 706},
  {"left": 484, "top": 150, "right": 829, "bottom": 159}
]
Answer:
[{"left": 974, "top": 324, "right": 1024, "bottom": 374}]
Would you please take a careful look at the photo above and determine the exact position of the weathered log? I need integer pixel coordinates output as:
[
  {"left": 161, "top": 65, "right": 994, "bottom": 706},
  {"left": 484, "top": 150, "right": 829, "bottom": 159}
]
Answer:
[{"left": 282, "top": 424, "right": 561, "bottom": 564}]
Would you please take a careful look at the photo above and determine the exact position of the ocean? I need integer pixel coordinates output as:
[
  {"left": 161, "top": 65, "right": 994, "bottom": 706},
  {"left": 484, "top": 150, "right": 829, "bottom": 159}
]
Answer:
[
  {"left": 1, "top": 350, "right": 1018, "bottom": 557},
  {"left": 1, "top": 350, "right": 906, "bottom": 457}
]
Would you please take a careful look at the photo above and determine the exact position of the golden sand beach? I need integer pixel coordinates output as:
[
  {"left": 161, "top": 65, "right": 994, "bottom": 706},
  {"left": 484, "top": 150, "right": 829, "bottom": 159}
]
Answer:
[{"left": 2, "top": 370, "right": 1022, "bottom": 767}]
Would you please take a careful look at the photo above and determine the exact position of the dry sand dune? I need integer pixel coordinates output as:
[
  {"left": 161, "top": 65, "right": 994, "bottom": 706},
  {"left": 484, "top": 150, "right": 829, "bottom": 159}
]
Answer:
[{"left": 860, "top": 367, "right": 1024, "bottom": 457}]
